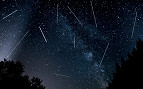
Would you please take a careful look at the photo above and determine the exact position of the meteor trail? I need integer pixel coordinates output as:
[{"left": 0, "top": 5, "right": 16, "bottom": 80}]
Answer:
[
  {"left": 2, "top": 10, "right": 18, "bottom": 20},
  {"left": 57, "top": 4, "right": 59, "bottom": 24},
  {"left": 131, "top": 8, "right": 138, "bottom": 38},
  {"left": 6, "top": 30, "right": 29, "bottom": 58},
  {"left": 90, "top": 1, "right": 97, "bottom": 28},
  {"left": 74, "top": 36, "right": 76, "bottom": 48},
  {"left": 67, "top": 6, "right": 83, "bottom": 26},
  {"left": 39, "top": 26, "right": 47, "bottom": 43},
  {"left": 99, "top": 43, "right": 109, "bottom": 67},
  {"left": 54, "top": 73, "right": 71, "bottom": 78}
]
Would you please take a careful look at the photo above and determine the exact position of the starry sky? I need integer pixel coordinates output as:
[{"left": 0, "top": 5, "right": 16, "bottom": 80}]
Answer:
[{"left": 1, "top": 0, "right": 143, "bottom": 89}]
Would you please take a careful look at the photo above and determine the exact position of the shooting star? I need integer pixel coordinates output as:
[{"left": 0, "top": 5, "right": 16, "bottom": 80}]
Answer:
[
  {"left": 74, "top": 36, "right": 76, "bottom": 48},
  {"left": 54, "top": 73, "right": 71, "bottom": 78},
  {"left": 1, "top": 10, "right": 18, "bottom": 20},
  {"left": 6, "top": 30, "right": 29, "bottom": 58},
  {"left": 67, "top": 6, "right": 83, "bottom": 26},
  {"left": 131, "top": 8, "right": 138, "bottom": 38},
  {"left": 39, "top": 26, "right": 47, "bottom": 43},
  {"left": 99, "top": 42, "right": 109, "bottom": 67},
  {"left": 57, "top": 4, "right": 59, "bottom": 24},
  {"left": 90, "top": 1, "right": 97, "bottom": 28}
]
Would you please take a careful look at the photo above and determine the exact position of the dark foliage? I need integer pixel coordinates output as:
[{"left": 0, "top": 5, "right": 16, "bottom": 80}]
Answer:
[
  {"left": 106, "top": 39, "right": 143, "bottom": 89},
  {"left": 0, "top": 59, "right": 45, "bottom": 89}
]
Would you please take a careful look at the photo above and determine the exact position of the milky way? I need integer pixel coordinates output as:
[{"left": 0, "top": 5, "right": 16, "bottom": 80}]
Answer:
[{"left": 1, "top": 0, "right": 143, "bottom": 89}]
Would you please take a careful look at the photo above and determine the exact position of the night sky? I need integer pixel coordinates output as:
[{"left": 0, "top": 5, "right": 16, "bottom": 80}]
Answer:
[{"left": 1, "top": 0, "right": 143, "bottom": 89}]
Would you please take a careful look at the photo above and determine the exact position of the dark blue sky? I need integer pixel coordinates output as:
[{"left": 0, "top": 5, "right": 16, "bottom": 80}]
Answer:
[{"left": 0, "top": 0, "right": 143, "bottom": 89}]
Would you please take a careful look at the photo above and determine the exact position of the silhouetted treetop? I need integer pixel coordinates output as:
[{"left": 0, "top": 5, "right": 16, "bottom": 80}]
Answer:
[
  {"left": 106, "top": 38, "right": 143, "bottom": 89},
  {"left": 0, "top": 59, "right": 45, "bottom": 89}
]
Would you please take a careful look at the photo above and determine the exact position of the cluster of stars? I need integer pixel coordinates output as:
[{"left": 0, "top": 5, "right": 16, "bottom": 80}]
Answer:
[{"left": 1, "top": 0, "right": 143, "bottom": 89}]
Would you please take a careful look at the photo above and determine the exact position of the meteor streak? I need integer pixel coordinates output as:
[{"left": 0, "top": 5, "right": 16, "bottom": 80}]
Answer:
[
  {"left": 57, "top": 4, "right": 59, "bottom": 24},
  {"left": 6, "top": 30, "right": 29, "bottom": 58},
  {"left": 90, "top": 1, "right": 97, "bottom": 28},
  {"left": 39, "top": 26, "right": 47, "bottom": 43},
  {"left": 99, "top": 43, "right": 109, "bottom": 67},
  {"left": 54, "top": 73, "right": 71, "bottom": 78},
  {"left": 74, "top": 36, "right": 76, "bottom": 48},
  {"left": 131, "top": 8, "right": 138, "bottom": 38},
  {"left": 67, "top": 6, "right": 83, "bottom": 26},
  {"left": 2, "top": 10, "right": 18, "bottom": 20}
]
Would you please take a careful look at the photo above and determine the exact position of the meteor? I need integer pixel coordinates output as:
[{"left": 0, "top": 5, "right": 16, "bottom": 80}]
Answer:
[
  {"left": 57, "top": 4, "right": 59, "bottom": 24},
  {"left": 6, "top": 30, "right": 29, "bottom": 58},
  {"left": 2, "top": 10, "right": 18, "bottom": 20},
  {"left": 74, "top": 36, "right": 76, "bottom": 48},
  {"left": 90, "top": 1, "right": 97, "bottom": 28},
  {"left": 67, "top": 6, "right": 83, "bottom": 26},
  {"left": 131, "top": 8, "right": 138, "bottom": 38},
  {"left": 99, "top": 43, "right": 109, "bottom": 67},
  {"left": 39, "top": 26, "right": 47, "bottom": 43},
  {"left": 54, "top": 73, "right": 71, "bottom": 78}
]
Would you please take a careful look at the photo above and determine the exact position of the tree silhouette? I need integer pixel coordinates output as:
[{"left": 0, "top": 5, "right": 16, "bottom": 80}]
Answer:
[
  {"left": 0, "top": 59, "right": 45, "bottom": 89},
  {"left": 106, "top": 39, "right": 143, "bottom": 89}
]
